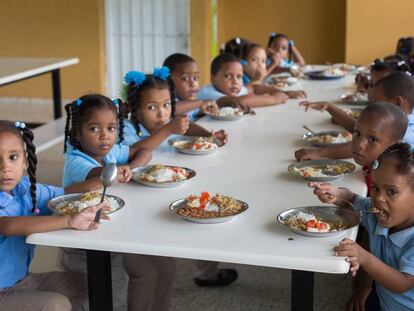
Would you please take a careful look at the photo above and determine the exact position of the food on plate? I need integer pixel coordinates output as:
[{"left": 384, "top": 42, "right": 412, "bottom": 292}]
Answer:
[
  {"left": 333, "top": 63, "right": 357, "bottom": 73},
  {"left": 171, "top": 137, "right": 218, "bottom": 151},
  {"left": 340, "top": 92, "right": 368, "bottom": 104},
  {"left": 55, "top": 192, "right": 118, "bottom": 215},
  {"left": 176, "top": 192, "right": 244, "bottom": 218},
  {"left": 283, "top": 211, "right": 349, "bottom": 233},
  {"left": 341, "top": 108, "right": 362, "bottom": 119},
  {"left": 136, "top": 164, "right": 191, "bottom": 183},
  {"left": 306, "top": 131, "right": 352, "bottom": 144},
  {"left": 322, "top": 68, "right": 345, "bottom": 77},
  {"left": 292, "top": 164, "right": 352, "bottom": 178},
  {"left": 212, "top": 107, "right": 244, "bottom": 117}
]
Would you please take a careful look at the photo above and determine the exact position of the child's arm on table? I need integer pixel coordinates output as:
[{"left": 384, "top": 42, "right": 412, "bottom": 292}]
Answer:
[
  {"left": 300, "top": 101, "right": 356, "bottom": 132},
  {"left": 129, "top": 116, "right": 189, "bottom": 151},
  {"left": 252, "top": 84, "right": 306, "bottom": 99},
  {"left": 186, "top": 123, "right": 228, "bottom": 146},
  {"left": 218, "top": 93, "right": 289, "bottom": 109},
  {"left": 174, "top": 100, "right": 219, "bottom": 116},
  {"left": 295, "top": 143, "right": 353, "bottom": 161},
  {"left": 0, "top": 202, "right": 109, "bottom": 236},
  {"left": 83, "top": 165, "right": 134, "bottom": 187}
]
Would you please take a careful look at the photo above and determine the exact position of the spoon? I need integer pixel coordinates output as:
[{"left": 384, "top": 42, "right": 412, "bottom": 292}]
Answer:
[
  {"left": 303, "top": 125, "right": 315, "bottom": 134},
  {"left": 325, "top": 192, "right": 379, "bottom": 214},
  {"left": 94, "top": 163, "right": 118, "bottom": 223}
]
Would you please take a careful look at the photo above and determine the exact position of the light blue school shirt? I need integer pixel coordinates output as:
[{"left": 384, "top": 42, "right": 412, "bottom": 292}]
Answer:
[
  {"left": 197, "top": 85, "right": 248, "bottom": 101},
  {"left": 63, "top": 143, "right": 129, "bottom": 187},
  {"left": 242, "top": 74, "right": 251, "bottom": 85},
  {"left": 0, "top": 176, "right": 64, "bottom": 289},
  {"left": 353, "top": 196, "right": 414, "bottom": 311},
  {"left": 122, "top": 119, "right": 177, "bottom": 152},
  {"left": 403, "top": 112, "right": 414, "bottom": 146},
  {"left": 176, "top": 97, "right": 200, "bottom": 122}
]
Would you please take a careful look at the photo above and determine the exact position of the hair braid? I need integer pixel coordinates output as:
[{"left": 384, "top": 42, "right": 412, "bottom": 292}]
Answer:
[
  {"left": 117, "top": 99, "right": 126, "bottom": 143},
  {"left": 63, "top": 103, "right": 72, "bottom": 153},
  {"left": 126, "top": 83, "right": 143, "bottom": 137},
  {"left": 20, "top": 127, "right": 37, "bottom": 213},
  {"left": 168, "top": 77, "right": 176, "bottom": 117},
  {"left": 70, "top": 104, "right": 81, "bottom": 150}
]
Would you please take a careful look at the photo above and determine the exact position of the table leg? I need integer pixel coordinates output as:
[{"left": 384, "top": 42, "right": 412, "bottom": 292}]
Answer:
[
  {"left": 51, "top": 69, "right": 62, "bottom": 119},
  {"left": 291, "top": 270, "right": 314, "bottom": 311},
  {"left": 86, "top": 250, "right": 113, "bottom": 311}
]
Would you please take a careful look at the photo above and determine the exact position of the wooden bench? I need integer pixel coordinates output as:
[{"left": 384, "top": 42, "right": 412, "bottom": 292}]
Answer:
[{"left": 33, "top": 117, "right": 65, "bottom": 153}]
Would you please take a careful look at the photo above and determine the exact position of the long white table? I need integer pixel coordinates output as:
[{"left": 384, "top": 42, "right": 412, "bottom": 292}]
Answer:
[
  {"left": 27, "top": 74, "right": 365, "bottom": 311},
  {"left": 0, "top": 57, "right": 79, "bottom": 119}
]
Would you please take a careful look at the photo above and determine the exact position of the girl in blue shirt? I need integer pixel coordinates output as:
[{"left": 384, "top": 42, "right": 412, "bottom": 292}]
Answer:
[
  {"left": 267, "top": 33, "right": 305, "bottom": 74},
  {"left": 122, "top": 67, "right": 228, "bottom": 149},
  {"left": 311, "top": 143, "right": 414, "bottom": 311},
  {"left": 0, "top": 120, "right": 108, "bottom": 311}
]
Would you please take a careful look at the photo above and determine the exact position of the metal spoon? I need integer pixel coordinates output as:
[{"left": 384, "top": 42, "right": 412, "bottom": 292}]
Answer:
[
  {"left": 303, "top": 125, "right": 315, "bottom": 134},
  {"left": 94, "top": 163, "right": 118, "bottom": 223},
  {"left": 325, "top": 192, "right": 379, "bottom": 214}
]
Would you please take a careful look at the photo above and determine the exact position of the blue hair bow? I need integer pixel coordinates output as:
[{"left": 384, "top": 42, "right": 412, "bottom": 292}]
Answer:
[
  {"left": 124, "top": 71, "right": 147, "bottom": 87},
  {"left": 240, "top": 59, "right": 248, "bottom": 65},
  {"left": 15, "top": 121, "right": 26, "bottom": 129},
  {"left": 75, "top": 99, "right": 82, "bottom": 106},
  {"left": 235, "top": 37, "right": 241, "bottom": 45},
  {"left": 153, "top": 66, "right": 170, "bottom": 80},
  {"left": 270, "top": 32, "right": 277, "bottom": 37},
  {"left": 112, "top": 98, "right": 119, "bottom": 106}
]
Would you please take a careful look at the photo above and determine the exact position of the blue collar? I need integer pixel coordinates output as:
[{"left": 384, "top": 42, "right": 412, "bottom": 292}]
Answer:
[
  {"left": 0, "top": 177, "right": 29, "bottom": 208},
  {"left": 374, "top": 223, "right": 414, "bottom": 248}
]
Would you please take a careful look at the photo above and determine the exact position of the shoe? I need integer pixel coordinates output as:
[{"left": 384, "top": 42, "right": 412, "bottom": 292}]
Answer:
[{"left": 194, "top": 269, "right": 238, "bottom": 287}]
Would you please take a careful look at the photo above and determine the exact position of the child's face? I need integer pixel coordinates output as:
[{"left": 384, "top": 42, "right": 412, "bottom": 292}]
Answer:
[
  {"left": 211, "top": 62, "right": 243, "bottom": 96},
  {"left": 78, "top": 108, "right": 118, "bottom": 159},
  {"left": 136, "top": 88, "right": 172, "bottom": 133},
  {"left": 0, "top": 132, "right": 25, "bottom": 194},
  {"left": 245, "top": 47, "right": 267, "bottom": 77},
  {"left": 171, "top": 62, "right": 200, "bottom": 100},
  {"left": 352, "top": 114, "right": 398, "bottom": 166},
  {"left": 371, "top": 159, "right": 414, "bottom": 231},
  {"left": 270, "top": 37, "right": 289, "bottom": 59}
]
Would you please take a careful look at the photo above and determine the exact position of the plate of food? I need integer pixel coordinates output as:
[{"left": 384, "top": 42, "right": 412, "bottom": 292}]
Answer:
[
  {"left": 168, "top": 136, "right": 221, "bottom": 155},
  {"left": 131, "top": 164, "right": 196, "bottom": 188},
  {"left": 288, "top": 159, "right": 355, "bottom": 182},
  {"left": 303, "top": 130, "right": 352, "bottom": 147},
  {"left": 169, "top": 192, "right": 248, "bottom": 224},
  {"left": 305, "top": 68, "right": 345, "bottom": 80},
  {"left": 48, "top": 192, "right": 124, "bottom": 216},
  {"left": 341, "top": 107, "right": 363, "bottom": 119},
  {"left": 266, "top": 73, "right": 299, "bottom": 87},
  {"left": 277, "top": 205, "right": 360, "bottom": 237},
  {"left": 207, "top": 107, "right": 244, "bottom": 121},
  {"left": 333, "top": 63, "right": 358, "bottom": 74},
  {"left": 339, "top": 92, "right": 369, "bottom": 106}
]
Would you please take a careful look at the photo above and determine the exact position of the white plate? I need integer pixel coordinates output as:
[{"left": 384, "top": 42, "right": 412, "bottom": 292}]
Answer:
[
  {"left": 277, "top": 205, "right": 360, "bottom": 238},
  {"left": 169, "top": 198, "right": 249, "bottom": 224},
  {"left": 302, "top": 130, "right": 351, "bottom": 147},
  {"left": 288, "top": 159, "right": 356, "bottom": 182},
  {"left": 47, "top": 193, "right": 124, "bottom": 215},
  {"left": 131, "top": 165, "right": 196, "bottom": 188},
  {"left": 168, "top": 136, "right": 221, "bottom": 155}
]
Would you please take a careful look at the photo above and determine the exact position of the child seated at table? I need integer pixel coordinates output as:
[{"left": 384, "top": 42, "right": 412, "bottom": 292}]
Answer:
[
  {"left": 0, "top": 120, "right": 108, "bottom": 311},
  {"left": 121, "top": 67, "right": 227, "bottom": 150},
  {"left": 295, "top": 72, "right": 414, "bottom": 161},
  {"left": 220, "top": 37, "right": 251, "bottom": 59},
  {"left": 240, "top": 43, "right": 307, "bottom": 99},
  {"left": 198, "top": 53, "right": 289, "bottom": 108},
  {"left": 163, "top": 53, "right": 219, "bottom": 122},
  {"left": 267, "top": 33, "right": 305, "bottom": 73},
  {"left": 310, "top": 142, "right": 414, "bottom": 311},
  {"left": 61, "top": 94, "right": 175, "bottom": 311}
]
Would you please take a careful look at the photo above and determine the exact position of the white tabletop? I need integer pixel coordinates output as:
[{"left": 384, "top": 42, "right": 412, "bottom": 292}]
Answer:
[
  {"left": 28, "top": 74, "right": 366, "bottom": 274},
  {"left": 0, "top": 57, "right": 79, "bottom": 85}
]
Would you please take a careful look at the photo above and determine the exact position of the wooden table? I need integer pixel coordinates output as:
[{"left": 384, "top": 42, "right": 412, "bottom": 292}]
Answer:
[
  {"left": 0, "top": 57, "right": 79, "bottom": 119},
  {"left": 28, "top": 74, "right": 366, "bottom": 311}
]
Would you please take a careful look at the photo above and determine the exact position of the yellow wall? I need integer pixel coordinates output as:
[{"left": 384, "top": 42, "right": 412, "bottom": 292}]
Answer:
[
  {"left": 217, "top": 0, "right": 346, "bottom": 64},
  {"left": 0, "top": 0, "right": 105, "bottom": 99},
  {"left": 190, "top": 0, "right": 213, "bottom": 85},
  {"left": 345, "top": 0, "right": 414, "bottom": 64}
]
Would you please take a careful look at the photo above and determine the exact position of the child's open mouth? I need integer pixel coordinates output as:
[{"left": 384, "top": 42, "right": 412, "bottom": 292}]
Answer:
[{"left": 373, "top": 205, "right": 390, "bottom": 223}]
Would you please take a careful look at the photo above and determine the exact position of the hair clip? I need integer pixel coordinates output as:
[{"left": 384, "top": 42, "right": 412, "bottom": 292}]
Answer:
[
  {"left": 112, "top": 98, "right": 119, "bottom": 106},
  {"left": 240, "top": 59, "right": 248, "bottom": 65},
  {"left": 289, "top": 40, "right": 294, "bottom": 47},
  {"left": 235, "top": 37, "right": 241, "bottom": 45},
  {"left": 15, "top": 121, "right": 26, "bottom": 129},
  {"left": 372, "top": 159, "right": 380, "bottom": 170},
  {"left": 124, "top": 71, "right": 146, "bottom": 87},
  {"left": 153, "top": 66, "right": 170, "bottom": 80},
  {"left": 270, "top": 32, "right": 277, "bottom": 37},
  {"left": 75, "top": 99, "right": 82, "bottom": 106}
]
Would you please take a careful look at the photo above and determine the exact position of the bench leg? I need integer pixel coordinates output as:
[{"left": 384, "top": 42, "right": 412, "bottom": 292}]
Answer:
[
  {"left": 86, "top": 250, "right": 113, "bottom": 311},
  {"left": 291, "top": 270, "right": 314, "bottom": 311},
  {"left": 51, "top": 69, "right": 62, "bottom": 119}
]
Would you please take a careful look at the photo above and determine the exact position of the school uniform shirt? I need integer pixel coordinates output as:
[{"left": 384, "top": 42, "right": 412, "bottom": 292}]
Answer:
[
  {"left": 403, "top": 111, "right": 414, "bottom": 146},
  {"left": 62, "top": 143, "right": 129, "bottom": 187},
  {"left": 197, "top": 85, "right": 248, "bottom": 101},
  {"left": 0, "top": 176, "right": 64, "bottom": 289},
  {"left": 353, "top": 196, "right": 414, "bottom": 311},
  {"left": 242, "top": 74, "right": 251, "bottom": 85},
  {"left": 176, "top": 98, "right": 200, "bottom": 123}
]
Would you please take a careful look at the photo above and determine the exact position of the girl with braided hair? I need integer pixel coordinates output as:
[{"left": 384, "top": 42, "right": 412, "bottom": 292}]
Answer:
[
  {"left": 0, "top": 120, "right": 110, "bottom": 311},
  {"left": 310, "top": 142, "right": 414, "bottom": 311},
  {"left": 122, "top": 67, "right": 227, "bottom": 149},
  {"left": 61, "top": 94, "right": 175, "bottom": 311}
]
